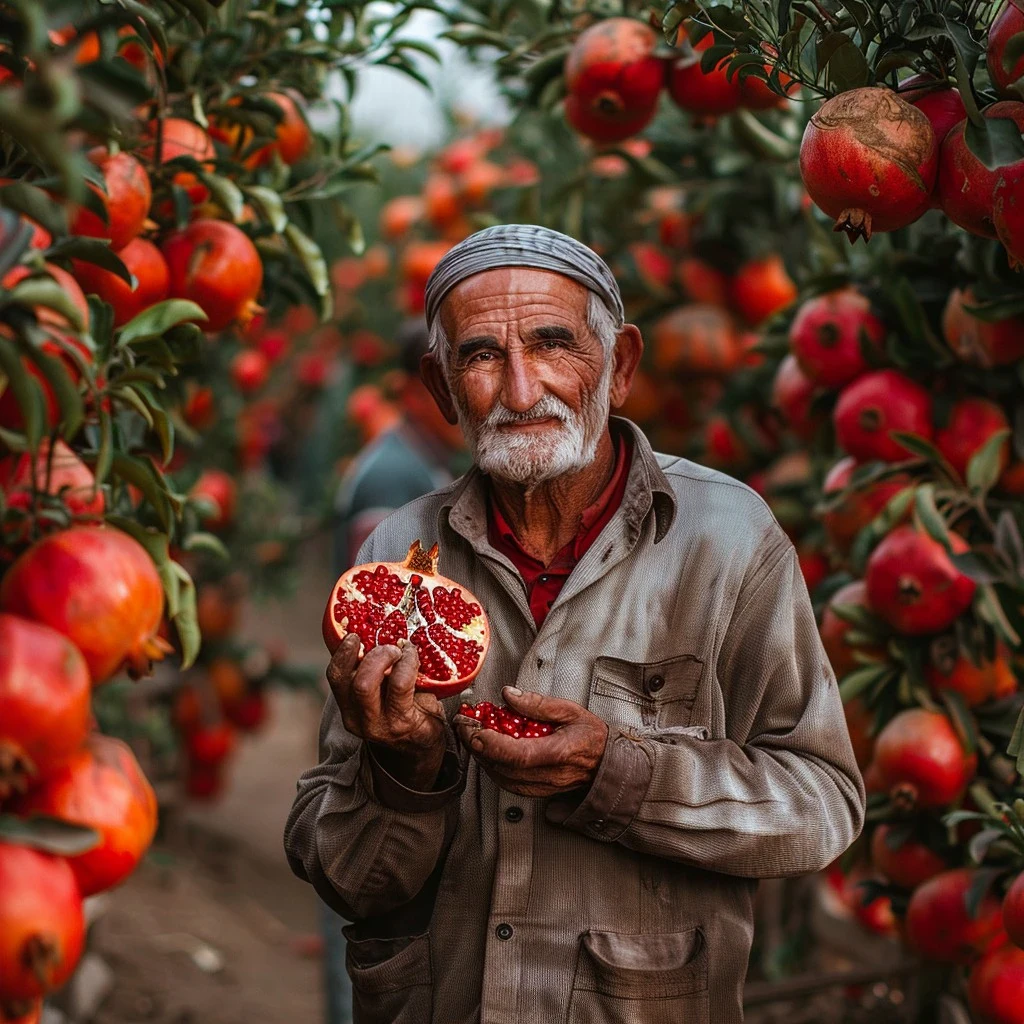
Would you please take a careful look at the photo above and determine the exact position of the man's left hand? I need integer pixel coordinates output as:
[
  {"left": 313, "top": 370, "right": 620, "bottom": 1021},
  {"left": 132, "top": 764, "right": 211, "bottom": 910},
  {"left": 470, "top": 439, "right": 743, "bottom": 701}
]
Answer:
[{"left": 453, "top": 687, "right": 608, "bottom": 798}]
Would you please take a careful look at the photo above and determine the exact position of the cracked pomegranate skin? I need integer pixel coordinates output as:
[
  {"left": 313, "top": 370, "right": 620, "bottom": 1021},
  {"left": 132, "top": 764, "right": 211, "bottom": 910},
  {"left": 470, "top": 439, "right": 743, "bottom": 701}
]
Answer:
[{"left": 907, "top": 868, "right": 1004, "bottom": 964}]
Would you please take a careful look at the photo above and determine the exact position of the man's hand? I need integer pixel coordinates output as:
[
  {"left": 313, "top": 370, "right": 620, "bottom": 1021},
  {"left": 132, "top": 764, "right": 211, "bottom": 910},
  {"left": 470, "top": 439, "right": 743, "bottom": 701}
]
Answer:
[
  {"left": 452, "top": 687, "right": 608, "bottom": 798},
  {"left": 327, "top": 633, "right": 447, "bottom": 791}
]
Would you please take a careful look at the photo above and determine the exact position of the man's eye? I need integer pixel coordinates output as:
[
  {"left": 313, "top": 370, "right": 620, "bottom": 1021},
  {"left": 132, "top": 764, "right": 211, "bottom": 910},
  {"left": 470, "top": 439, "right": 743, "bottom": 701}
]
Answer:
[
  {"left": 540, "top": 340, "right": 562, "bottom": 351},
  {"left": 469, "top": 351, "right": 494, "bottom": 363}
]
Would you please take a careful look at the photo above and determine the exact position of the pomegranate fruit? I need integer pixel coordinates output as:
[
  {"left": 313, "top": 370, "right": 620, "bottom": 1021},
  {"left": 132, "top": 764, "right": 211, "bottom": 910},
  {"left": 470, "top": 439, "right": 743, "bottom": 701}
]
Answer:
[
  {"left": 935, "top": 396, "right": 1010, "bottom": 480},
  {"left": 866, "top": 526, "right": 975, "bottom": 635},
  {"left": 162, "top": 219, "right": 263, "bottom": 332},
  {"left": 729, "top": 255, "right": 797, "bottom": 326},
  {"left": 969, "top": 944, "right": 1024, "bottom": 1024},
  {"left": 224, "top": 91, "right": 310, "bottom": 168},
  {"left": 187, "top": 722, "right": 236, "bottom": 767},
  {"left": 0, "top": 842, "right": 84, "bottom": 1007},
  {"left": 994, "top": 169, "right": 1024, "bottom": 268},
  {"left": 12, "top": 734, "right": 157, "bottom": 897},
  {"left": 943, "top": 287, "right": 1024, "bottom": 366},
  {"left": 563, "top": 18, "right": 664, "bottom": 144},
  {"left": 0, "top": 525, "right": 170, "bottom": 684},
  {"left": 833, "top": 369, "right": 933, "bottom": 462},
  {"left": 231, "top": 348, "right": 270, "bottom": 394},
  {"left": 799, "top": 87, "right": 938, "bottom": 242},
  {"left": 190, "top": 469, "right": 237, "bottom": 531},
  {"left": 228, "top": 690, "right": 268, "bottom": 733},
  {"left": 789, "top": 288, "right": 885, "bottom": 387},
  {"left": 668, "top": 33, "right": 742, "bottom": 118},
  {"left": 906, "top": 868, "right": 1004, "bottom": 963},
  {"left": 0, "top": 614, "right": 91, "bottom": 801},
  {"left": 873, "top": 709, "right": 977, "bottom": 809},
  {"left": 770, "top": 354, "right": 820, "bottom": 439},
  {"left": 937, "top": 103, "right": 1024, "bottom": 238},
  {"left": 0, "top": 439, "right": 104, "bottom": 529},
  {"left": 927, "top": 643, "right": 1015, "bottom": 707},
  {"left": 900, "top": 75, "right": 967, "bottom": 145},
  {"left": 1004, "top": 872, "right": 1024, "bottom": 948},
  {"left": 323, "top": 540, "right": 489, "bottom": 697},
  {"left": 380, "top": 196, "right": 423, "bottom": 240},
  {"left": 988, "top": 1, "right": 1024, "bottom": 97},
  {"left": 870, "top": 824, "right": 947, "bottom": 889},
  {"left": 457, "top": 701, "right": 556, "bottom": 738},
  {"left": 678, "top": 258, "right": 729, "bottom": 306},
  {"left": 196, "top": 582, "right": 241, "bottom": 641},
  {"left": 651, "top": 304, "right": 740, "bottom": 374},
  {"left": 71, "top": 237, "right": 170, "bottom": 328},
  {"left": 142, "top": 117, "right": 215, "bottom": 204},
  {"left": 69, "top": 148, "right": 151, "bottom": 252},
  {"left": 819, "top": 580, "right": 881, "bottom": 680},
  {"left": 822, "top": 457, "right": 911, "bottom": 553}
]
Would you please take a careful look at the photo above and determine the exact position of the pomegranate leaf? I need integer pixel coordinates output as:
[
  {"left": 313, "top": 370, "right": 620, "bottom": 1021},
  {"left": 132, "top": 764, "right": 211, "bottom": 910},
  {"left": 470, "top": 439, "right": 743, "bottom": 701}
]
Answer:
[
  {"left": 968, "top": 828, "right": 1009, "bottom": 865},
  {"left": 23, "top": 342, "right": 84, "bottom": 439},
  {"left": 995, "top": 510, "right": 1024, "bottom": 576},
  {"left": 949, "top": 550, "right": 1002, "bottom": 586},
  {"left": 118, "top": 299, "right": 208, "bottom": 348},
  {"left": 964, "top": 115, "right": 1024, "bottom": 172},
  {"left": 47, "top": 236, "right": 133, "bottom": 285},
  {"left": 5, "top": 276, "right": 85, "bottom": 332},
  {"left": 940, "top": 688, "right": 978, "bottom": 756},
  {"left": 1008, "top": 707, "right": 1024, "bottom": 774},
  {"left": 243, "top": 185, "right": 288, "bottom": 233},
  {"left": 976, "top": 584, "right": 1021, "bottom": 647},
  {"left": 170, "top": 559, "right": 200, "bottom": 669},
  {"left": 913, "top": 483, "right": 952, "bottom": 548},
  {"left": 967, "top": 428, "right": 1011, "bottom": 494},
  {"left": 1000, "top": 29, "right": 1024, "bottom": 74},
  {"left": 964, "top": 866, "right": 1002, "bottom": 920},
  {"left": 838, "top": 662, "right": 893, "bottom": 702},
  {"left": 0, "top": 338, "right": 44, "bottom": 448},
  {"left": 0, "top": 814, "right": 100, "bottom": 855},
  {"left": 0, "top": 180, "right": 67, "bottom": 237}
]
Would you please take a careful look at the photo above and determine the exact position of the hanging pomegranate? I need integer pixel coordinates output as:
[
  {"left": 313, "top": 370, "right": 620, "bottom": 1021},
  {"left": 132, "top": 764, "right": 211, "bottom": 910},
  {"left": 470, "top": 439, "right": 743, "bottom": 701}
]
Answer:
[
  {"left": 821, "top": 457, "right": 911, "bottom": 553},
  {"left": 457, "top": 701, "right": 556, "bottom": 738},
  {"left": 873, "top": 709, "right": 977, "bottom": 809},
  {"left": 190, "top": 469, "right": 237, "bottom": 531},
  {"left": 906, "top": 868, "right": 1004, "bottom": 963},
  {"left": 935, "top": 397, "right": 1010, "bottom": 480},
  {"left": 866, "top": 526, "right": 975, "bottom": 635},
  {"left": 799, "top": 87, "right": 938, "bottom": 242},
  {"left": 926, "top": 643, "right": 1016, "bottom": 707},
  {"left": 0, "top": 525, "right": 170, "bottom": 684},
  {"left": 729, "top": 255, "right": 797, "bottom": 327},
  {"left": 678, "top": 258, "right": 729, "bottom": 306},
  {"left": 563, "top": 18, "right": 664, "bottom": 144},
  {"left": 969, "top": 944, "right": 1024, "bottom": 1024},
  {"left": 68, "top": 148, "right": 152, "bottom": 252},
  {"left": 770, "top": 354, "right": 820, "bottom": 440},
  {"left": 942, "top": 288, "right": 1024, "bottom": 366},
  {"left": 0, "top": 439, "right": 105, "bottom": 531},
  {"left": 214, "top": 91, "right": 311, "bottom": 168},
  {"left": 141, "top": 117, "right": 216, "bottom": 205},
  {"left": 789, "top": 288, "right": 885, "bottom": 388},
  {"left": 71, "top": 237, "right": 170, "bottom": 328},
  {"left": 231, "top": 349, "right": 270, "bottom": 394},
  {"left": 186, "top": 722, "right": 236, "bottom": 767},
  {"left": 988, "top": 1, "right": 1024, "bottom": 97},
  {"left": 650, "top": 304, "right": 740, "bottom": 374},
  {"left": 833, "top": 369, "right": 933, "bottom": 462},
  {"left": 0, "top": 614, "right": 91, "bottom": 801},
  {"left": 899, "top": 75, "right": 968, "bottom": 145},
  {"left": 1004, "top": 872, "right": 1024, "bottom": 949},
  {"left": 819, "top": 580, "right": 880, "bottom": 680},
  {"left": 870, "top": 824, "right": 948, "bottom": 889},
  {"left": 667, "top": 33, "right": 742, "bottom": 118},
  {"left": 323, "top": 540, "right": 490, "bottom": 697}
]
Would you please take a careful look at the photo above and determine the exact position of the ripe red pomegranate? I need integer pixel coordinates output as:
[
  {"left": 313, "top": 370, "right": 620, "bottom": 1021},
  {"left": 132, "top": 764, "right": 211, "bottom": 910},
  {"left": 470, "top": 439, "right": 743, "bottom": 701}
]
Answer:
[
  {"left": 69, "top": 148, "right": 151, "bottom": 252},
  {"left": 71, "top": 237, "right": 170, "bottom": 328},
  {"left": 231, "top": 349, "right": 270, "bottom": 394},
  {"left": 323, "top": 540, "right": 490, "bottom": 697},
  {"left": 379, "top": 196, "right": 424, "bottom": 240},
  {"left": 926, "top": 643, "right": 1015, "bottom": 707},
  {"left": 668, "top": 33, "right": 742, "bottom": 118},
  {"left": 255, "top": 329, "right": 289, "bottom": 364},
  {"left": 833, "top": 369, "right": 933, "bottom": 462},
  {"left": 819, "top": 580, "right": 882, "bottom": 680},
  {"left": 899, "top": 75, "right": 967, "bottom": 146},
  {"left": 0, "top": 439, "right": 104, "bottom": 528},
  {"left": 943, "top": 288, "right": 1024, "bottom": 366},
  {"left": 873, "top": 709, "right": 977, "bottom": 809},
  {"left": 789, "top": 288, "right": 885, "bottom": 387},
  {"left": 1004, "top": 872, "right": 1024, "bottom": 949},
  {"left": 797, "top": 544, "right": 829, "bottom": 592},
  {"left": 187, "top": 722, "right": 236, "bottom": 767},
  {"left": 0, "top": 842, "right": 84, "bottom": 1006},
  {"left": 729, "top": 255, "right": 797, "bottom": 326},
  {"left": 938, "top": 103, "right": 1024, "bottom": 238},
  {"left": 703, "top": 414, "right": 748, "bottom": 468},
  {"left": 799, "top": 87, "right": 938, "bottom": 241},
  {"left": 866, "top": 526, "right": 975, "bottom": 635},
  {"left": 739, "top": 59, "right": 796, "bottom": 110},
  {"left": 457, "top": 701, "right": 556, "bottom": 738},
  {"left": 563, "top": 18, "right": 664, "bottom": 143},
  {"left": 651, "top": 304, "right": 740, "bottom": 374},
  {"left": 0, "top": 526, "right": 170, "bottom": 684},
  {"left": 228, "top": 691, "right": 268, "bottom": 733},
  {"left": 822, "top": 457, "right": 911, "bottom": 553},
  {"left": 907, "top": 868, "right": 1005, "bottom": 963},
  {"left": 142, "top": 117, "right": 215, "bottom": 204},
  {"left": 870, "top": 824, "right": 947, "bottom": 889},
  {"left": 12, "top": 734, "right": 157, "bottom": 897},
  {"left": 994, "top": 170, "right": 1024, "bottom": 268},
  {"left": 935, "top": 397, "right": 1010, "bottom": 480},
  {"left": 231, "top": 91, "right": 311, "bottom": 167},
  {"left": 969, "top": 944, "right": 1024, "bottom": 1024},
  {"left": 677, "top": 258, "right": 729, "bottom": 306},
  {"left": 770, "top": 354, "right": 820, "bottom": 439},
  {"left": 190, "top": 469, "right": 237, "bottom": 531},
  {"left": 182, "top": 384, "right": 216, "bottom": 431},
  {"left": 184, "top": 763, "right": 224, "bottom": 801},
  {"left": 162, "top": 220, "right": 263, "bottom": 332},
  {"left": 0, "top": 614, "right": 91, "bottom": 801},
  {"left": 988, "top": 1, "right": 1024, "bottom": 97}
]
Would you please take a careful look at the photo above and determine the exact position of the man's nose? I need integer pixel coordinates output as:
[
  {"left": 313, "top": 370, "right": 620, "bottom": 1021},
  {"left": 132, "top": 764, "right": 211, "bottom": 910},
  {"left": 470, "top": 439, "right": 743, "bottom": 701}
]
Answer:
[{"left": 500, "top": 347, "right": 544, "bottom": 413}]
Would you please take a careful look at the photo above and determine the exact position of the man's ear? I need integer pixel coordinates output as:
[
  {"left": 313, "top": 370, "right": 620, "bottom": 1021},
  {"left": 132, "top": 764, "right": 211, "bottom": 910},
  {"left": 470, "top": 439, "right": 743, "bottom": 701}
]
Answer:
[
  {"left": 608, "top": 324, "right": 644, "bottom": 410},
  {"left": 420, "top": 352, "right": 459, "bottom": 425}
]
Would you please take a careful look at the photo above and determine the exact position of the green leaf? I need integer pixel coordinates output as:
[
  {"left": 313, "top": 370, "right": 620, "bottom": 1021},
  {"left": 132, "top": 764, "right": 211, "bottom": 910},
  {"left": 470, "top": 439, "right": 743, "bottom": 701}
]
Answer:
[
  {"left": 105, "top": 515, "right": 170, "bottom": 567},
  {"left": 839, "top": 663, "right": 892, "bottom": 702},
  {"left": 0, "top": 343, "right": 43, "bottom": 448},
  {"left": 151, "top": 405, "right": 175, "bottom": 466},
  {"left": 182, "top": 530, "right": 230, "bottom": 560},
  {"left": 243, "top": 186, "right": 288, "bottom": 232},
  {"left": 118, "top": 299, "right": 207, "bottom": 347},
  {"left": 1008, "top": 706, "right": 1024, "bottom": 775},
  {"left": 110, "top": 452, "right": 172, "bottom": 531},
  {"left": 977, "top": 584, "right": 1021, "bottom": 646},
  {"left": 95, "top": 408, "right": 113, "bottom": 484},
  {"left": 0, "top": 181, "right": 68, "bottom": 237},
  {"left": 0, "top": 814, "right": 100, "bottom": 855},
  {"left": 47, "top": 237, "right": 133, "bottom": 284},
  {"left": 285, "top": 223, "right": 330, "bottom": 318},
  {"left": 940, "top": 688, "right": 978, "bottom": 755},
  {"left": 964, "top": 115, "right": 1024, "bottom": 171},
  {"left": 914, "top": 483, "right": 951, "bottom": 546},
  {"left": 112, "top": 384, "right": 154, "bottom": 428},
  {"left": 171, "top": 561, "right": 200, "bottom": 669},
  {"left": 5, "top": 278, "right": 85, "bottom": 332},
  {"left": 197, "top": 172, "right": 245, "bottom": 222},
  {"left": 23, "top": 344, "right": 84, "bottom": 439},
  {"left": 967, "top": 429, "right": 1010, "bottom": 493}
]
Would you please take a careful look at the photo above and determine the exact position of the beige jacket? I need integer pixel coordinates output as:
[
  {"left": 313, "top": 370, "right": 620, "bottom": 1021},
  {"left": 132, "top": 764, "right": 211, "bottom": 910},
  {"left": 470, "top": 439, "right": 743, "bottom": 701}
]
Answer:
[{"left": 284, "top": 418, "right": 865, "bottom": 1024}]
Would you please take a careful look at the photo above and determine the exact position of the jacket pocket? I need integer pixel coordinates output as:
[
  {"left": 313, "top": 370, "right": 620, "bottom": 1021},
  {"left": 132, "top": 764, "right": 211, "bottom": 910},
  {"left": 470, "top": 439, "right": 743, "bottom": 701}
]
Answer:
[
  {"left": 567, "top": 928, "right": 709, "bottom": 1024},
  {"left": 589, "top": 654, "right": 704, "bottom": 732},
  {"left": 345, "top": 931, "right": 432, "bottom": 1024}
]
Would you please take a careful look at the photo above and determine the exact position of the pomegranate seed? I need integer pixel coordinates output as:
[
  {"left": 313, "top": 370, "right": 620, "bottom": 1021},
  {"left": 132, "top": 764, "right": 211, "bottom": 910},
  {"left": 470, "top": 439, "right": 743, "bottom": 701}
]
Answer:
[{"left": 455, "top": 701, "right": 557, "bottom": 738}]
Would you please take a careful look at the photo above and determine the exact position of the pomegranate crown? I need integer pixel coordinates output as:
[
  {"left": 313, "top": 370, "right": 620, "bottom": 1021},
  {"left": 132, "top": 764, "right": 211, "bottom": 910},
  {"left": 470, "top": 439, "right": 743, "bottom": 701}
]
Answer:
[{"left": 403, "top": 539, "right": 439, "bottom": 575}]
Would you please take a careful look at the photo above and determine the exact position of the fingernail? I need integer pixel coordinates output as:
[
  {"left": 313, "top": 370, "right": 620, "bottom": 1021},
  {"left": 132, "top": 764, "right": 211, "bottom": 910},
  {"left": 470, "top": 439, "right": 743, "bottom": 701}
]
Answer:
[
  {"left": 343, "top": 633, "right": 358, "bottom": 646},
  {"left": 506, "top": 687, "right": 522, "bottom": 697},
  {"left": 471, "top": 736, "right": 484, "bottom": 750}
]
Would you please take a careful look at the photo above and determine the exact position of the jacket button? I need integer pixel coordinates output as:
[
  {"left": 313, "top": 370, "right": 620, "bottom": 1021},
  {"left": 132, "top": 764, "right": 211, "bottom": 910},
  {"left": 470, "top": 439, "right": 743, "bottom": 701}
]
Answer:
[
  {"left": 591, "top": 819, "right": 606, "bottom": 832},
  {"left": 505, "top": 806, "right": 524, "bottom": 823},
  {"left": 496, "top": 923, "right": 514, "bottom": 941},
  {"left": 647, "top": 674, "right": 665, "bottom": 694}
]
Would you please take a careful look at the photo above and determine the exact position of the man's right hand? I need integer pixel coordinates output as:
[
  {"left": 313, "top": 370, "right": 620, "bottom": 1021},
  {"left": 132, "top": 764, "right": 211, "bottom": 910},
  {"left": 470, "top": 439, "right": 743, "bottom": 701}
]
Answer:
[{"left": 327, "top": 633, "right": 447, "bottom": 791}]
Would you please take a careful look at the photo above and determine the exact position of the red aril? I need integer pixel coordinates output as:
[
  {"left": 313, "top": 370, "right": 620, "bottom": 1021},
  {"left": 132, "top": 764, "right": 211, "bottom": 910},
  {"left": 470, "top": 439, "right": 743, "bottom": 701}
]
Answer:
[
  {"left": 668, "top": 33, "right": 742, "bottom": 118},
  {"left": 988, "top": 1, "right": 1024, "bottom": 97},
  {"left": 68, "top": 148, "right": 151, "bottom": 252},
  {"left": 0, "top": 614, "right": 91, "bottom": 801},
  {"left": 323, "top": 540, "right": 489, "bottom": 697},
  {"left": 0, "top": 439, "right": 104, "bottom": 530},
  {"left": 935, "top": 397, "right": 1010, "bottom": 480},
  {"left": 870, "top": 824, "right": 947, "bottom": 889},
  {"left": 907, "top": 868, "right": 1004, "bottom": 963},
  {"left": 651, "top": 305, "right": 740, "bottom": 374},
  {"left": 771, "top": 354, "right": 820, "bottom": 439},
  {"left": 71, "top": 237, "right": 170, "bottom": 328},
  {"left": 231, "top": 348, "right": 270, "bottom": 394},
  {"left": 12, "top": 734, "right": 157, "bottom": 897},
  {"left": 943, "top": 287, "right": 1024, "bottom": 366},
  {"left": 969, "top": 944, "right": 1024, "bottom": 1024},
  {"left": 873, "top": 709, "right": 977, "bottom": 809},
  {"left": 0, "top": 842, "right": 84, "bottom": 1007},
  {"left": 866, "top": 526, "right": 975, "bottom": 635},
  {"left": 899, "top": 75, "right": 968, "bottom": 145},
  {"left": 834, "top": 369, "right": 933, "bottom": 462},
  {"left": 162, "top": 219, "right": 263, "bottom": 333},
  {"left": 927, "top": 643, "right": 1015, "bottom": 707},
  {"left": 822, "top": 457, "right": 911, "bottom": 553},
  {"left": 1004, "top": 872, "right": 1024, "bottom": 949},
  {"left": 819, "top": 580, "right": 881, "bottom": 680},
  {"left": 729, "top": 255, "right": 797, "bottom": 326},
  {"left": 0, "top": 525, "right": 170, "bottom": 684},
  {"left": 789, "top": 288, "right": 885, "bottom": 387},
  {"left": 799, "top": 87, "right": 938, "bottom": 242},
  {"left": 190, "top": 469, "right": 237, "bottom": 531},
  {"left": 141, "top": 117, "right": 215, "bottom": 204},
  {"left": 457, "top": 701, "right": 556, "bottom": 739}
]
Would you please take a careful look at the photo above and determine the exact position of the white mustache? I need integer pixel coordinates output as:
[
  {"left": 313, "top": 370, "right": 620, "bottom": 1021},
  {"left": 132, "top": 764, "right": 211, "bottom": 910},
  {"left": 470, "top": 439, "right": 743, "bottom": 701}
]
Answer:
[{"left": 482, "top": 395, "right": 574, "bottom": 428}]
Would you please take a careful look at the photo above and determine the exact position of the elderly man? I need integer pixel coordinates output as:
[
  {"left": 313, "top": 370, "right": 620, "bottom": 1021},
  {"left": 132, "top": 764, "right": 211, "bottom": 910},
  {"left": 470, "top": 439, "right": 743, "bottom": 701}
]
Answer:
[{"left": 284, "top": 224, "right": 865, "bottom": 1024}]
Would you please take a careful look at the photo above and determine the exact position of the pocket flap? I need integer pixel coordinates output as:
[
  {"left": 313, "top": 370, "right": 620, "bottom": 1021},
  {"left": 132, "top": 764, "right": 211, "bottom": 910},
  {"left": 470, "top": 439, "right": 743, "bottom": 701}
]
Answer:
[
  {"left": 592, "top": 654, "right": 703, "bottom": 707},
  {"left": 345, "top": 932, "right": 431, "bottom": 994},
  {"left": 577, "top": 928, "right": 707, "bottom": 999}
]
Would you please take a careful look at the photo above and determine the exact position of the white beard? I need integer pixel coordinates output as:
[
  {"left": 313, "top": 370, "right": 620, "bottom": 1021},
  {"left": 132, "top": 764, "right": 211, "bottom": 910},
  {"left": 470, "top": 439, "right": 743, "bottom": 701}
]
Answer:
[{"left": 456, "top": 357, "right": 614, "bottom": 487}]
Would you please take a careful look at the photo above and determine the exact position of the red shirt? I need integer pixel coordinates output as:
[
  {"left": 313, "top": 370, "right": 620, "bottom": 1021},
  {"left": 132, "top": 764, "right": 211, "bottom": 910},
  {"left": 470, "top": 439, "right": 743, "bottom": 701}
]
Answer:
[{"left": 487, "top": 430, "right": 632, "bottom": 627}]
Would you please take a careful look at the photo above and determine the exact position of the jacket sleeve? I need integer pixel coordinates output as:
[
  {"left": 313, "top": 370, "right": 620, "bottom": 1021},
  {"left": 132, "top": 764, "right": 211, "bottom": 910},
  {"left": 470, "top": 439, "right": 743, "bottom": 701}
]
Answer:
[
  {"left": 283, "top": 534, "right": 466, "bottom": 921},
  {"left": 547, "top": 531, "right": 866, "bottom": 879}
]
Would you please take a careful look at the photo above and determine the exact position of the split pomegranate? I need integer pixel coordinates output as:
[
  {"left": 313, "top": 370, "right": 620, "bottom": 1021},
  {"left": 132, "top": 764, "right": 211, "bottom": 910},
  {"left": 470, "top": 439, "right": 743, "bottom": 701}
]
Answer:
[
  {"left": 906, "top": 868, "right": 1004, "bottom": 963},
  {"left": 668, "top": 33, "right": 742, "bottom": 118},
  {"left": 563, "top": 18, "right": 664, "bottom": 144},
  {"left": 937, "top": 103, "right": 1024, "bottom": 238},
  {"left": 926, "top": 643, "right": 1016, "bottom": 707},
  {"left": 68, "top": 148, "right": 152, "bottom": 252},
  {"left": 819, "top": 580, "right": 881, "bottom": 680},
  {"left": 1004, "top": 871, "right": 1024, "bottom": 949},
  {"left": 12, "top": 734, "right": 157, "bottom": 897},
  {"left": 0, "top": 525, "right": 170, "bottom": 685},
  {"left": 870, "top": 824, "right": 947, "bottom": 889},
  {"left": 866, "top": 526, "right": 975, "bottom": 635},
  {"left": 190, "top": 469, "right": 237, "bottom": 531},
  {"left": 651, "top": 304, "right": 740, "bottom": 374},
  {"left": 729, "top": 255, "right": 797, "bottom": 326},
  {"left": 988, "top": 1, "right": 1024, "bottom": 97},
  {"left": 899, "top": 75, "right": 967, "bottom": 146},
  {"left": 935, "top": 396, "right": 1010, "bottom": 480},
  {"left": 822, "top": 457, "right": 911, "bottom": 553},
  {"left": 969, "top": 944, "right": 1024, "bottom": 1024},
  {"left": 873, "top": 709, "right": 977, "bottom": 809},
  {"left": 0, "top": 842, "right": 84, "bottom": 1008},
  {"left": 833, "top": 369, "right": 933, "bottom": 462},
  {"left": 323, "top": 540, "right": 490, "bottom": 697},
  {"left": 0, "top": 439, "right": 105, "bottom": 529},
  {"left": 770, "top": 354, "right": 820, "bottom": 440},
  {"left": 231, "top": 348, "right": 270, "bottom": 394},
  {"left": 943, "top": 288, "right": 1024, "bottom": 366},
  {"left": 457, "top": 701, "right": 556, "bottom": 739},
  {"left": 0, "top": 614, "right": 91, "bottom": 801},
  {"left": 799, "top": 87, "right": 938, "bottom": 242},
  {"left": 71, "top": 237, "right": 170, "bottom": 328},
  {"left": 789, "top": 288, "right": 885, "bottom": 388},
  {"left": 142, "top": 117, "right": 216, "bottom": 204},
  {"left": 162, "top": 219, "right": 263, "bottom": 332}
]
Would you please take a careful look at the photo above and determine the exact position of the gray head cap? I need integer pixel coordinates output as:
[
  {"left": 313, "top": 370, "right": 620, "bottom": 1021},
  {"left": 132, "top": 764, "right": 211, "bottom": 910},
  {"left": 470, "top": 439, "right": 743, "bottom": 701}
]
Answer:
[{"left": 423, "top": 223, "right": 625, "bottom": 330}]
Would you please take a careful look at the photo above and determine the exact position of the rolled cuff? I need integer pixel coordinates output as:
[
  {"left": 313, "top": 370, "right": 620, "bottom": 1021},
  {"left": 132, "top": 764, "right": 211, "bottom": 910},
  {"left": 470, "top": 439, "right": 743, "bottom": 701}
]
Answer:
[
  {"left": 362, "top": 744, "right": 465, "bottom": 812},
  {"left": 545, "top": 730, "right": 654, "bottom": 842}
]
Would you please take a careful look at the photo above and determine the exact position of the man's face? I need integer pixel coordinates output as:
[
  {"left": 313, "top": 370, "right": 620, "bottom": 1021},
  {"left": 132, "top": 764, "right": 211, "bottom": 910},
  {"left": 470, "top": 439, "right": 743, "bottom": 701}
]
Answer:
[{"left": 437, "top": 268, "right": 614, "bottom": 486}]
